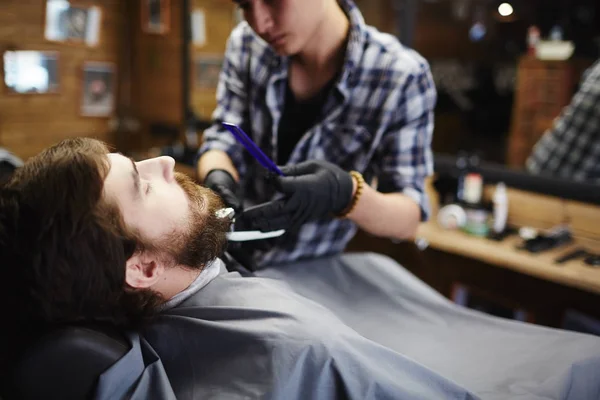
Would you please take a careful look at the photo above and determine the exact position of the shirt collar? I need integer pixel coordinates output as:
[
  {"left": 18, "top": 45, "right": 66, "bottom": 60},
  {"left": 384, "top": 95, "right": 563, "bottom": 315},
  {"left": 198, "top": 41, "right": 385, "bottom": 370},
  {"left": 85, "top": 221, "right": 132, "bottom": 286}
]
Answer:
[
  {"left": 336, "top": 0, "right": 368, "bottom": 92},
  {"left": 159, "top": 258, "right": 225, "bottom": 311}
]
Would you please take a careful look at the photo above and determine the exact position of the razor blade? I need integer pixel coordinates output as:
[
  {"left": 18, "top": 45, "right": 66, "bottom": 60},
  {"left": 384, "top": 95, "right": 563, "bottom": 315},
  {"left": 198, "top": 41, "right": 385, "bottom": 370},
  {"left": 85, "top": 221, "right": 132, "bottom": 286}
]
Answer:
[{"left": 217, "top": 207, "right": 285, "bottom": 242}]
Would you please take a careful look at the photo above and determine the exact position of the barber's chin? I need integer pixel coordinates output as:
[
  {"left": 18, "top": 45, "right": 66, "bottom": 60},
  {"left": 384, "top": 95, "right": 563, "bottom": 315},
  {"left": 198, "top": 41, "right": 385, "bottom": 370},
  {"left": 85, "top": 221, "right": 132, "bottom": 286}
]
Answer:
[
  {"left": 272, "top": 45, "right": 294, "bottom": 56},
  {"left": 269, "top": 39, "right": 297, "bottom": 57}
]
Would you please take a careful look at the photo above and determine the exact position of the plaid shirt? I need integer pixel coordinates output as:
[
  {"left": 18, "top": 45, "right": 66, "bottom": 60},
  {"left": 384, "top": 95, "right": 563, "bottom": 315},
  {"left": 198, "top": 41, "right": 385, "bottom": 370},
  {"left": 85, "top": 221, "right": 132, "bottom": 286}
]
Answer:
[
  {"left": 527, "top": 59, "right": 600, "bottom": 182},
  {"left": 198, "top": 0, "right": 436, "bottom": 267}
]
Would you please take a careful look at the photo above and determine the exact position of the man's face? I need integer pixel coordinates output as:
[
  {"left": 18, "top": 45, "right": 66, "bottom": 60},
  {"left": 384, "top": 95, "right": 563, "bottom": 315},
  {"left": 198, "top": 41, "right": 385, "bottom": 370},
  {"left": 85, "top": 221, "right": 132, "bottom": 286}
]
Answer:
[
  {"left": 103, "top": 154, "right": 229, "bottom": 268},
  {"left": 237, "top": 0, "right": 326, "bottom": 56}
]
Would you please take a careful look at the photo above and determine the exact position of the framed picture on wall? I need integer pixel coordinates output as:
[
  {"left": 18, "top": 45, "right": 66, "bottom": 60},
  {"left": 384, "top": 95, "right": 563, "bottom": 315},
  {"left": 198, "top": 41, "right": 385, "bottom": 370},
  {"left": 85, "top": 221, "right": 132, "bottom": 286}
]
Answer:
[
  {"left": 141, "top": 0, "right": 170, "bottom": 35},
  {"left": 2, "top": 50, "right": 60, "bottom": 94},
  {"left": 190, "top": 8, "right": 207, "bottom": 47},
  {"left": 44, "top": 0, "right": 102, "bottom": 46},
  {"left": 193, "top": 55, "right": 223, "bottom": 90},
  {"left": 80, "top": 62, "right": 116, "bottom": 117}
]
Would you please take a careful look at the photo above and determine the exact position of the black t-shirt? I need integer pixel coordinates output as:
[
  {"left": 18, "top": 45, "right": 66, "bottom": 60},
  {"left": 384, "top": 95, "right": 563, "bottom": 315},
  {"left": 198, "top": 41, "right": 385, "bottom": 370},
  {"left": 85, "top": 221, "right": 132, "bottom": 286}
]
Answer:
[{"left": 277, "top": 78, "right": 337, "bottom": 165}]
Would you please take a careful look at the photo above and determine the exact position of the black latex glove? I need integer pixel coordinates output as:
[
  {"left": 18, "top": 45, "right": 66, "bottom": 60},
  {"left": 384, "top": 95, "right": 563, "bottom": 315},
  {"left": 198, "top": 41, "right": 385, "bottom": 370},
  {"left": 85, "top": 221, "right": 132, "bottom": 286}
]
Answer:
[
  {"left": 223, "top": 242, "right": 258, "bottom": 272},
  {"left": 203, "top": 169, "right": 243, "bottom": 213},
  {"left": 239, "top": 160, "right": 354, "bottom": 233}
]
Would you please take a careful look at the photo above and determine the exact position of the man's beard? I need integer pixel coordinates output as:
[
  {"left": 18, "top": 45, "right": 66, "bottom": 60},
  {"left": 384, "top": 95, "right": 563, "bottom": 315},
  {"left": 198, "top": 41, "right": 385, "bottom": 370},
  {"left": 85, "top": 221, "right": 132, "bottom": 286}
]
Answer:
[{"left": 158, "top": 172, "right": 231, "bottom": 269}]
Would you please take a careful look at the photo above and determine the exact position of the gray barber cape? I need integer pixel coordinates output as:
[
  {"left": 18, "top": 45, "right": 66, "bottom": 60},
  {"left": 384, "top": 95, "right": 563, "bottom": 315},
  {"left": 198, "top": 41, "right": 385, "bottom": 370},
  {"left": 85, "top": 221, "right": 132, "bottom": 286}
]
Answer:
[{"left": 97, "top": 253, "right": 600, "bottom": 400}]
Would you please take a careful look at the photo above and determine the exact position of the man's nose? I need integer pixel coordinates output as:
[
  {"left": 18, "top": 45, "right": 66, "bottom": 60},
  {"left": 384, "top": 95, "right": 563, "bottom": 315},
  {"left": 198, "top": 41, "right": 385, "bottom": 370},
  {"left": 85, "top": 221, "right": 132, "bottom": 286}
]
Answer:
[
  {"left": 138, "top": 156, "right": 175, "bottom": 182},
  {"left": 157, "top": 156, "right": 176, "bottom": 183},
  {"left": 252, "top": 0, "right": 274, "bottom": 37}
]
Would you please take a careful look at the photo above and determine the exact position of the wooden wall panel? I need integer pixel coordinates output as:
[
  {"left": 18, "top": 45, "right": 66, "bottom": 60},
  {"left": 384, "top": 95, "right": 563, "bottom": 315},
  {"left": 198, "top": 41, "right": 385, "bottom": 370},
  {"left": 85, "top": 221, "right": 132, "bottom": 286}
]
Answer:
[
  {"left": 355, "top": 0, "right": 396, "bottom": 36},
  {"left": 0, "top": 0, "right": 403, "bottom": 159},
  {"left": 128, "top": 0, "right": 185, "bottom": 151},
  {"left": 0, "top": 0, "right": 124, "bottom": 160},
  {"left": 189, "top": 0, "right": 236, "bottom": 121}
]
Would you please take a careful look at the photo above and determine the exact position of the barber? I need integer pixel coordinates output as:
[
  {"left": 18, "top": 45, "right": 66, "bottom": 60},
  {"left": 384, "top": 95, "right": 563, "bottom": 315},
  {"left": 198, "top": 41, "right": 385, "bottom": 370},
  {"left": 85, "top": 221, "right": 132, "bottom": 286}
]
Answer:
[{"left": 197, "top": 0, "right": 437, "bottom": 268}]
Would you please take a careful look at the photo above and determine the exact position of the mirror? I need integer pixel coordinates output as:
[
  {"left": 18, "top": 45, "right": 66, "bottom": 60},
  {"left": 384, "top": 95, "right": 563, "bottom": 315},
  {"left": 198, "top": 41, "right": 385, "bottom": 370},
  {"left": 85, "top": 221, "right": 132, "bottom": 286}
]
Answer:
[
  {"left": 415, "top": 0, "right": 600, "bottom": 185},
  {"left": 186, "top": 0, "right": 238, "bottom": 122},
  {"left": 44, "top": 0, "right": 101, "bottom": 46},
  {"left": 3, "top": 51, "right": 60, "bottom": 94}
]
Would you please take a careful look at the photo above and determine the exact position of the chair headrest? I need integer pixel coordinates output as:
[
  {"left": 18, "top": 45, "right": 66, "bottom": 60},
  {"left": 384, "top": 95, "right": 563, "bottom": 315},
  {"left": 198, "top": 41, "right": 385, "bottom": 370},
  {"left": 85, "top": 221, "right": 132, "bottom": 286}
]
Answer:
[
  {"left": 10, "top": 325, "right": 130, "bottom": 400},
  {"left": 0, "top": 149, "right": 23, "bottom": 169}
]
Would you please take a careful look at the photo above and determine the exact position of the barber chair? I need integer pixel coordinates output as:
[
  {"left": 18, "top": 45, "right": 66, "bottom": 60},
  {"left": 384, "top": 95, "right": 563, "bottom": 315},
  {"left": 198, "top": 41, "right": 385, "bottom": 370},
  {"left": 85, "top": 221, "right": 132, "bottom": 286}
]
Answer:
[{"left": 3, "top": 324, "right": 130, "bottom": 400}]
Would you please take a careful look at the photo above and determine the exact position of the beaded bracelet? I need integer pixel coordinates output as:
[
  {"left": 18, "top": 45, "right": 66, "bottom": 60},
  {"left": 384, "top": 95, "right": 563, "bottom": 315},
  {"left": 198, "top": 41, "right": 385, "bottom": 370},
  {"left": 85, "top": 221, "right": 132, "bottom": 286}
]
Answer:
[{"left": 337, "top": 171, "right": 365, "bottom": 218}]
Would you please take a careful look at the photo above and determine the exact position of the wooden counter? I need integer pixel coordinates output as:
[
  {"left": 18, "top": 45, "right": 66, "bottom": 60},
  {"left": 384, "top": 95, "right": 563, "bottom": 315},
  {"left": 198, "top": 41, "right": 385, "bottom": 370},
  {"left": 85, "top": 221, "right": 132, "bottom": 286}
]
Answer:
[{"left": 417, "top": 221, "right": 600, "bottom": 295}]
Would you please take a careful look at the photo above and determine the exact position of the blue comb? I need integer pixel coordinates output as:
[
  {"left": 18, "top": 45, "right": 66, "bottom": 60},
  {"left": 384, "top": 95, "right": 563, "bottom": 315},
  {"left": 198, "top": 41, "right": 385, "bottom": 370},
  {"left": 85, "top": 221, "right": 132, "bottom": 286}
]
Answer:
[{"left": 222, "top": 122, "right": 285, "bottom": 176}]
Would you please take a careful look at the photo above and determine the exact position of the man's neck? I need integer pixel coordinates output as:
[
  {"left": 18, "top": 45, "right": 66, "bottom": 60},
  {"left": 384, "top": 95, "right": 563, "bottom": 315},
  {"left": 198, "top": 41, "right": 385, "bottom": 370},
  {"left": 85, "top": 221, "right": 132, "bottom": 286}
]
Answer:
[
  {"left": 156, "top": 266, "right": 202, "bottom": 300},
  {"left": 293, "top": 1, "right": 350, "bottom": 73}
]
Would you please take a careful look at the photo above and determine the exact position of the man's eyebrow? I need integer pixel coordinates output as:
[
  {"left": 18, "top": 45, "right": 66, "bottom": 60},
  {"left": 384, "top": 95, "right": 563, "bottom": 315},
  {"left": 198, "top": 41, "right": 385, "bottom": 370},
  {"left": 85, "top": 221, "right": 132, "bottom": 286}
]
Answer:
[{"left": 126, "top": 155, "right": 141, "bottom": 199}]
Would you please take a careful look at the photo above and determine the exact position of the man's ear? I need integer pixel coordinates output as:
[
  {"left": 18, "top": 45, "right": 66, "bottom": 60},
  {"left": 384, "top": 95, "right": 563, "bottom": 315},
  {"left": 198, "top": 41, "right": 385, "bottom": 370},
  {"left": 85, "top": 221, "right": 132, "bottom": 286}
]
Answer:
[{"left": 125, "top": 253, "right": 164, "bottom": 289}]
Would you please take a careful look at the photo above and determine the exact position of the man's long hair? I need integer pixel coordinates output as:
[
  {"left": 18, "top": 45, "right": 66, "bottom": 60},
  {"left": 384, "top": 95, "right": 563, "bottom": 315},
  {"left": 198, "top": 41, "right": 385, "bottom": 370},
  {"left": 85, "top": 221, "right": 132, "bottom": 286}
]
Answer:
[{"left": 0, "top": 138, "right": 163, "bottom": 377}]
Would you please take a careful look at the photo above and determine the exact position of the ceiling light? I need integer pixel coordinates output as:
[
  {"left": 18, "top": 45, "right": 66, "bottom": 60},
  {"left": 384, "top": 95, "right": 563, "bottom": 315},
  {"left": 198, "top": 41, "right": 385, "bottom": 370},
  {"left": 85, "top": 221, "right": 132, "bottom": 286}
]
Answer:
[{"left": 498, "top": 3, "right": 514, "bottom": 17}]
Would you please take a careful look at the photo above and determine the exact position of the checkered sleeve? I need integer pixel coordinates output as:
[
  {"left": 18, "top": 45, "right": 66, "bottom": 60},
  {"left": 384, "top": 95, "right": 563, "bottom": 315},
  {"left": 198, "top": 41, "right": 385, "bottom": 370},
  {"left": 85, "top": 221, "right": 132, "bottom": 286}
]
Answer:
[
  {"left": 526, "top": 60, "right": 600, "bottom": 180},
  {"left": 197, "top": 26, "right": 249, "bottom": 179},
  {"left": 376, "top": 64, "right": 437, "bottom": 221}
]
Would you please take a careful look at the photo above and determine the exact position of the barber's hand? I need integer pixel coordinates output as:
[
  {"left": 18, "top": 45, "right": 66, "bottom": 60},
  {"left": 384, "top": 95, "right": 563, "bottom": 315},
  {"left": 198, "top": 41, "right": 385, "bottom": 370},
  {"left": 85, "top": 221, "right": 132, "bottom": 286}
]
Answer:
[
  {"left": 240, "top": 160, "right": 354, "bottom": 233},
  {"left": 203, "top": 169, "right": 243, "bottom": 213}
]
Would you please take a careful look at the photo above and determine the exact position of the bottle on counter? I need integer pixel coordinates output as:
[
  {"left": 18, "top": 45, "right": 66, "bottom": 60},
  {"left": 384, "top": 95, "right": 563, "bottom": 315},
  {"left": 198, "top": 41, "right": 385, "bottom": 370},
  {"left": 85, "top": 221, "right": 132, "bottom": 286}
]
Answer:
[
  {"left": 549, "top": 25, "right": 563, "bottom": 41},
  {"left": 492, "top": 182, "right": 508, "bottom": 234},
  {"left": 527, "top": 25, "right": 540, "bottom": 55}
]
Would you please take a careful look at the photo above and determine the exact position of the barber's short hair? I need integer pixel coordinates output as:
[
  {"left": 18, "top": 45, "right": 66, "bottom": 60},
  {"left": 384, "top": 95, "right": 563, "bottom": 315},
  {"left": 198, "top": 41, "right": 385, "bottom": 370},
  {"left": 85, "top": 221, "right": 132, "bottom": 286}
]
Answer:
[{"left": 0, "top": 138, "right": 162, "bottom": 371}]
